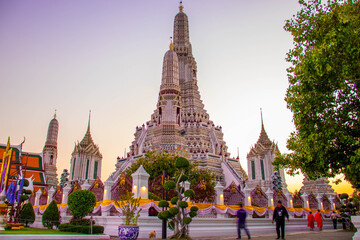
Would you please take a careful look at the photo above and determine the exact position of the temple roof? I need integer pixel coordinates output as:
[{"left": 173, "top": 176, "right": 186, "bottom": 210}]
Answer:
[
  {"left": 247, "top": 110, "right": 277, "bottom": 157},
  {"left": 73, "top": 112, "right": 102, "bottom": 158}
]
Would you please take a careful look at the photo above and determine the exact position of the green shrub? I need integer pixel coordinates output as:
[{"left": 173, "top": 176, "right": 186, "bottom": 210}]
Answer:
[
  {"left": 157, "top": 212, "right": 165, "bottom": 220},
  {"left": 70, "top": 217, "right": 94, "bottom": 225},
  {"left": 169, "top": 207, "right": 179, "bottom": 215},
  {"left": 184, "top": 217, "right": 192, "bottom": 224},
  {"left": 158, "top": 200, "right": 169, "bottom": 208},
  {"left": 58, "top": 223, "right": 104, "bottom": 234},
  {"left": 148, "top": 192, "right": 161, "bottom": 201},
  {"left": 171, "top": 197, "right": 178, "bottom": 205},
  {"left": 179, "top": 175, "right": 188, "bottom": 182},
  {"left": 175, "top": 157, "right": 189, "bottom": 168},
  {"left": 42, "top": 200, "right": 60, "bottom": 229},
  {"left": 68, "top": 190, "right": 96, "bottom": 219},
  {"left": 164, "top": 181, "right": 176, "bottom": 190},
  {"left": 168, "top": 220, "right": 175, "bottom": 230},
  {"left": 19, "top": 202, "right": 35, "bottom": 227},
  {"left": 161, "top": 210, "right": 171, "bottom": 219},
  {"left": 184, "top": 189, "right": 195, "bottom": 198},
  {"left": 178, "top": 201, "right": 188, "bottom": 209},
  {"left": 189, "top": 211, "right": 197, "bottom": 218},
  {"left": 190, "top": 206, "right": 199, "bottom": 212}
]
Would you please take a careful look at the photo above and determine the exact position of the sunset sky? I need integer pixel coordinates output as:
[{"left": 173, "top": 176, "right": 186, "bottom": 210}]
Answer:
[{"left": 0, "top": 0, "right": 354, "bottom": 195}]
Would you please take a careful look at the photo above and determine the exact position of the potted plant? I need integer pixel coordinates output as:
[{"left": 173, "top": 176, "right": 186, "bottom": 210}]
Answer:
[{"left": 114, "top": 191, "right": 142, "bottom": 240}]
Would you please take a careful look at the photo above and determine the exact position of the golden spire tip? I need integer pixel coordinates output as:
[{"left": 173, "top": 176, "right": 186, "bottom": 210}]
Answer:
[
  {"left": 169, "top": 36, "right": 174, "bottom": 50},
  {"left": 179, "top": 1, "right": 183, "bottom": 12}
]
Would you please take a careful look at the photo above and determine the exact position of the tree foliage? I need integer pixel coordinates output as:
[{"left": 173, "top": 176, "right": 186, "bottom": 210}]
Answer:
[
  {"left": 42, "top": 200, "right": 60, "bottom": 229},
  {"left": 273, "top": 0, "right": 360, "bottom": 189},
  {"left": 68, "top": 190, "right": 96, "bottom": 220},
  {"left": 125, "top": 152, "right": 216, "bottom": 202},
  {"left": 19, "top": 202, "right": 35, "bottom": 227}
]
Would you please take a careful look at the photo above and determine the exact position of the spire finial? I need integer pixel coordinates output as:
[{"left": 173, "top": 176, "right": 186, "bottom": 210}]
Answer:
[
  {"left": 179, "top": 1, "right": 183, "bottom": 12},
  {"left": 169, "top": 36, "right": 174, "bottom": 50},
  {"left": 54, "top": 109, "right": 57, "bottom": 119},
  {"left": 87, "top": 110, "right": 91, "bottom": 133},
  {"left": 260, "top": 108, "right": 264, "bottom": 129}
]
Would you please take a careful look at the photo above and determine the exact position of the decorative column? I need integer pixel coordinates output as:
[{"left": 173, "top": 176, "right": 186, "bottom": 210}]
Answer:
[
  {"left": 265, "top": 188, "right": 273, "bottom": 219},
  {"left": 47, "top": 187, "right": 55, "bottom": 204},
  {"left": 302, "top": 192, "right": 309, "bottom": 209},
  {"left": 184, "top": 181, "right": 190, "bottom": 191},
  {"left": 35, "top": 189, "right": 42, "bottom": 206},
  {"left": 214, "top": 182, "right": 224, "bottom": 205},
  {"left": 285, "top": 191, "right": 292, "bottom": 208},
  {"left": 316, "top": 194, "right": 322, "bottom": 210},
  {"left": 131, "top": 165, "right": 150, "bottom": 199},
  {"left": 265, "top": 188, "right": 273, "bottom": 207},
  {"left": 243, "top": 185, "right": 251, "bottom": 206},
  {"left": 102, "top": 177, "right": 114, "bottom": 216},
  {"left": 285, "top": 190, "right": 293, "bottom": 218},
  {"left": 81, "top": 180, "right": 91, "bottom": 190},
  {"left": 104, "top": 177, "right": 114, "bottom": 201},
  {"left": 328, "top": 193, "right": 336, "bottom": 210},
  {"left": 62, "top": 185, "right": 71, "bottom": 204}
]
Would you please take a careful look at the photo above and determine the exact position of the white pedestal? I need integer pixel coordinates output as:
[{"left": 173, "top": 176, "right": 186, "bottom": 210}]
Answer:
[{"left": 351, "top": 216, "right": 360, "bottom": 240}]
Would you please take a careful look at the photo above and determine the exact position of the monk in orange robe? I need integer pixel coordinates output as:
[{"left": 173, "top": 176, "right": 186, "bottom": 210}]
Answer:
[
  {"left": 307, "top": 212, "right": 315, "bottom": 230},
  {"left": 314, "top": 210, "right": 323, "bottom": 231}
]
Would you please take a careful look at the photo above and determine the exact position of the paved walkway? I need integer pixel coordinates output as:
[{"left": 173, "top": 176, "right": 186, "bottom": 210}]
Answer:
[
  {"left": 194, "top": 229, "right": 354, "bottom": 240},
  {"left": 131, "top": 229, "right": 355, "bottom": 240}
]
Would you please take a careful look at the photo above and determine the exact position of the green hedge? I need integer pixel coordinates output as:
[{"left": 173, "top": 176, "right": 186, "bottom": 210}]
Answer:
[{"left": 58, "top": 223, "right": 104, "bottom": 234}]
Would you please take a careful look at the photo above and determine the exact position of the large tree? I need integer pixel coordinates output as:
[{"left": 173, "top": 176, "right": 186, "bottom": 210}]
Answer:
[{"left": 273, "top": 0, "right": 360, "bottom": 188}]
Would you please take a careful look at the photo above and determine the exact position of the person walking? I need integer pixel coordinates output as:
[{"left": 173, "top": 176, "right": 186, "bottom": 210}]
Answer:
[
  {"left": 236, "top": 203, "right": 251, "bottom": 239},
  {"left": 315, "top": 210, "right": 323, "bottom": 231},
  {"left": 272, "top": 200, "right": 289, "bottom": 240},
  {"left": 307, "top": 212, "right": 315, "bottom": 231},
  {"left": 330, "top": 211, "right": 338, "bottom": 229}
]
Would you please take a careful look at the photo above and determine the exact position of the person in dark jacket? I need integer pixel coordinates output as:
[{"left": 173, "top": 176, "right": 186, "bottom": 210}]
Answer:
[
  {"left": 236, "top": 203, "right": 251, "bottom": 239},
  {"left": 272, "top": 200, "right": 289, "bottom": 239}
]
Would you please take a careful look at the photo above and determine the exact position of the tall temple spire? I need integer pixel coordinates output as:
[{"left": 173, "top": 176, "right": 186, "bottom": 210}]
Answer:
[
  {"left": 45, "top": 112, "right": 59, "bottom": 148},
  {"left": 173, "top": 3, "right": 190, "bottom": 50},
  {"left": 43, "top": 113, "right": 59, "bottom": 186}
]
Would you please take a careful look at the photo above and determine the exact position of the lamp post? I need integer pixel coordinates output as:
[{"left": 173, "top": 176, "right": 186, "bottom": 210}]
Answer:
[{"left": 162, "top": 170, "right": 167, "bottom": 239}]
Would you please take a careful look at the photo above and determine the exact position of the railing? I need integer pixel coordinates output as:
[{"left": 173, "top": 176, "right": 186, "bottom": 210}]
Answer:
[{"left": 222, "top": 160, "right": 243, "bottom": 187}]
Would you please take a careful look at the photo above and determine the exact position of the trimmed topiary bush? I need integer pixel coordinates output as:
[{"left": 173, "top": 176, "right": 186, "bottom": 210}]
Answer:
[
  {"left": 169, "top": 207, "right": 179, "bottom": 215},
  {"left": 19, "top": 202, "right": 35, "bottom": 227},
  {"left": 184, "top": 189, "right": 195, "bottom": 198},
  {"left": 68, "top": 190, "right": 96, "bottom": 220},
  {"left": 170, "top": 197, "right": 178, "bottom": 205},
  {"left": 158, "top": 200, "right": 169, "bottom": 208},
  {"left": 164, "top": 181, "right": 176, "bottom": 190},
  {"left": 157, "top": 157, "right": 198, "bottom": 239},
  {"left": 190, "top": 206, "right": 199, "bottom": 212},
  {"left": 42, "top": 200, "right": 60, "bottom": 229},
  {"left": 178, "top": 201, "right": 188, "bottom": 209},
  {"left": 175, "top": 157, "right": 189, "bottom": 168},
  {"left": 189, "top": 211, "right": 197, "bottom": 218},
  {"left": 184, "top": 217, "right": 192, "bottom": 224}
]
